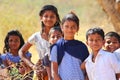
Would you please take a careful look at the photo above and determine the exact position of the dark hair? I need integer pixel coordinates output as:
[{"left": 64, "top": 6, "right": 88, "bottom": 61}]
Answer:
[
  {"left": 39, "top": 5, "right": 60, "bottom": 30},
  {"left": 105, "top": 31, "right": 120, "bottom": 43},
  {"left": 48, "top": 26, "right": 62, "bottom": 37},
  {"left": 61, "top": 12, "right": 79, "bottom": 27},
  {"left": 3, "top": 30, "right": 25, "bottom": 53},
  {"left": 86, "top": 27, "right": 104, "bottom": 40}
]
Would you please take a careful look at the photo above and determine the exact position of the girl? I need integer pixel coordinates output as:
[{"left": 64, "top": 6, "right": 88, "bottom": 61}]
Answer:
[
  {"left": 19, "top": 4, "right": 60, "bottom": 80},
  {"left": 1, "top": 30, "right": 31, "bottom": 67},
  {"left": 1, "top": 30, "right": 32, "bottom": 79},
  {"left": 50, "top": 12, "right": 89, "bottom": 80}
]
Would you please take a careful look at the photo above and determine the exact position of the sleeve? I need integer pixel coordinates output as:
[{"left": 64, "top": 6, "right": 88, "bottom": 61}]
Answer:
[
  {"left": 50, "top": 45, "right": 57, "bottom": 62},
  {"left": 1, "top": 54, "right": 6, "bottom": 61},
  {"left": 109, "top": 53, "right": 120, "bottom": 73},
  {"left": 28, "top": 33, "right": 36, "bottom": 45}
]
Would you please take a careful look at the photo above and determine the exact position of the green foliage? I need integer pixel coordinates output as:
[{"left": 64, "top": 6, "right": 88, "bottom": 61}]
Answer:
[{"left": 8, "top": 67, "right": 23, "bottom": 79}]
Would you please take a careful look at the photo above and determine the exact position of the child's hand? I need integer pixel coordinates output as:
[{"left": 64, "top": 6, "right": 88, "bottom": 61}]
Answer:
[{"left": 6, "top": 59, "right": 14, "bottom": 66}]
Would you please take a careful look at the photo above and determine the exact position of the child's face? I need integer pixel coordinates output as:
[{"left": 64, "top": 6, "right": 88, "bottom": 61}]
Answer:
[
  {"left": 104, "top": 36, "right": 120, "bottom": 52},
  {"left": 49, "top": 30, "right": 62, "bottom": 44},
  {"left": 41, "top": 10, "right": 57, "bottom": 28},
  {"left": 61, "top": 20, "right": 78, "bottom": 40},
  {"left": 86, "top": 33, "right": 104, "bottom": 52},
  {"left": 8, "top": 35, "right": 20, "bottom": 51}
]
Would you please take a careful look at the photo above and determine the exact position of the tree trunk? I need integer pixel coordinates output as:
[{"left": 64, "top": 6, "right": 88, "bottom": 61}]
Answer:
[{"left": 97, "top": 0, "right": 120, "bottom": 34}]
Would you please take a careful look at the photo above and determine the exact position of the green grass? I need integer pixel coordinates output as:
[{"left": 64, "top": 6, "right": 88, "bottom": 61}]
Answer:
[{"left": 0, "top": 0, "right": 115, "bottom": 63}]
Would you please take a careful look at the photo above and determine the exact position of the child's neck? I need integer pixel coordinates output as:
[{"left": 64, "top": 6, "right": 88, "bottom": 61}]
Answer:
[
  {"left": 41, "top": 26, "right": 51, "bottom": 41},
  {"left": 64, "top": 36, "right": 74, "bottom": 40},
  {"left": 44, "top": 26, "right": 52, "bottom": 35},
  {"left": 92, "top": 50, "right": 99, "bottom": 62},
  {"left": 10, "top": 50, "right": 18, "bottom": 56}
]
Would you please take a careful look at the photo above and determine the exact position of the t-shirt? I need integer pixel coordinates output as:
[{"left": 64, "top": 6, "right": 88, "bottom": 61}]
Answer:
[
  {"left": 1, "top": 52, "right": 31, "bottom": 63},
  {"left": 28, "top": 32, "right": 50, "bottom": 59},
  {"left": 50, "top": 38, "right": 89, "bottom": 80}
]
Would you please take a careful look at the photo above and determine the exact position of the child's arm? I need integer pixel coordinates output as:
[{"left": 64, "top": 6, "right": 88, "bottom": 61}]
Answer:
[
  {"left": 81, "top": 61, "right": 89, "bottom": 80},
  {"left": 51, "top": 62, "right": 61, "bottom": 80},
  {"left": 116, "top": 73, "right": 120, "bottom": 80}
]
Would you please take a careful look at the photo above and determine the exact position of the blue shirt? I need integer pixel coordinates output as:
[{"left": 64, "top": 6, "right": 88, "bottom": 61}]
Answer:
[
  {"left": 1, "top": 52, "right": 31, "bottom": 63},
  {"left": 50, "top": 39, "right": 89, "bottom": 80}
]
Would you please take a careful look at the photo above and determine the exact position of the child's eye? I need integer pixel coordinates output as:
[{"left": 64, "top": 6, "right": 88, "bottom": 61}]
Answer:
[
  {"left": 106, "top": 41, "right": 111, "bottom": 44},
  {"left": 43, "top": 15, "right": 48, "bottom": 18},
  {"left": 43, "top": 15, "right": 55, "bottom": 19}
]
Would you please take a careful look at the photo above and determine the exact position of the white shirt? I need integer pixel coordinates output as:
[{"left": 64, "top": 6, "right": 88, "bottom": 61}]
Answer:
[
  {"left": 85, "top": 49, "right": 120, "bottom": 80},
  {"left": 114, "top": 48, "right": 120, "bottom": 61},
  {"left": 28, "top": 32, "right": 50, "bottom": 59}
]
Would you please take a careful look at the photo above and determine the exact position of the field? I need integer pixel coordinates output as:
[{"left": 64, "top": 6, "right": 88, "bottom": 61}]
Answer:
[{"left": 0, "top": 0, "right": 115, "bottom": 63}]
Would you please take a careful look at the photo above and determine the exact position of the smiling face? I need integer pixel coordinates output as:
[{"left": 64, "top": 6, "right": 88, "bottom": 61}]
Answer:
[
  {"left": 40, "top": 10, "right": 57, "bottom": 28},
  {"left": 104, "top": 36, "right": 120, "bottom": 52},
  {"left": 49, "top": 30, "right": 62, "bottom": 45},
  {"left": 87, "top": 33, "right": 104, "bottom": 53},
  {"left": 8, "top": 35, "right": 20, "bottom": 51},
  {"left": 61, "top": 20, "right": 79, "bottom": 40}
]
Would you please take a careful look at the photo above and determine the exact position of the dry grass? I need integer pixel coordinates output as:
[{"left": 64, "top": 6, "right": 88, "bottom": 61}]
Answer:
[{"left": 0, "top": 0, "right": 115, "bottom": 63}]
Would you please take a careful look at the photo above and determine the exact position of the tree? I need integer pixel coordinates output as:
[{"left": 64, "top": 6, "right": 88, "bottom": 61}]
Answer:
[{"left": 97, "top": 0, "right": 120, "bottom": 34}]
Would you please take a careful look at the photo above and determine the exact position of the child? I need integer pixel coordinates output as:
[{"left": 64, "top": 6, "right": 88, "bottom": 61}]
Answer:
[
  {"left": 1, "top": 30, "right": 31, "bottom": 67},
  {"left": 19, "top": 4, "right": 61, "bottom": 80},
  {"left": 85, "top": 27, "right": 120, "bottom": 80},
  {"left": 43, "top": 26, "right": 63, "bottom": 67},
  {"left": 104, "top": 31, "right": 120, "bottom": 79},
  {"left": 104, "top": 31, "right": 120, "bottom": 53},
  {"left": 1, "top": 30, "right": 32, "bottom": 79},
  {"left": 49, "top": 26, "right": 63, "bottom": 45},
  {"left": 50, "top": 12, "right": 89, "bottom": 80},
  {"left": 42, "top": 26, "right": 63, "bottom": 79}
]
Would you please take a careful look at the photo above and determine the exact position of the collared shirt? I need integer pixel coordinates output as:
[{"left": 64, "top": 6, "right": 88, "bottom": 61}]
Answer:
[
  {"left": 85, "top": 49, "right": 120, "bottom": 80},
  {"left": 28, "top": 32, "right": 50, "bottom": 59},
  {"left": 114, "top": 48, "right": 120, "bottom": 61}
]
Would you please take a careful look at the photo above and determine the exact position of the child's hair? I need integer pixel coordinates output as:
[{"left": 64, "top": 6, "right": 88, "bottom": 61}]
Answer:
[
  {"left": 86, "top": 27, "right": 104, "bottom": 40},
  {"left": 105, "top": 31, "right": 120, "bottom": 43},
  {"left": 48, "top": 26, "right": 62, "bottom": 37},
  {"left": 61, "top": 12, "right": 79, "bottom": 27},
  {"left": 39, "top": 5, "right": 60, "bottom": 29},
  {"left": 3, "top": 30, "right": 25, "bottom": 53}
]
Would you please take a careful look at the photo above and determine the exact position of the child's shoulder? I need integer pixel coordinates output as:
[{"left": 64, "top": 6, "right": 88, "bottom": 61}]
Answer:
[{"left": 100, "top": 49, "right": 116, "bottom": 58}]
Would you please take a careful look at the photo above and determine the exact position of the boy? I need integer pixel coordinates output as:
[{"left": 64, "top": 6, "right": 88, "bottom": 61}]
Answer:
[{"left": 85, "top": 27, "right": 120, "bottom": 80}]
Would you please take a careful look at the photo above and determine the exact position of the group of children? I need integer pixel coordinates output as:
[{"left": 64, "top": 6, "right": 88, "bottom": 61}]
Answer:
[{"left": 0, "top": 4, "right": 120, "bottom": 80}]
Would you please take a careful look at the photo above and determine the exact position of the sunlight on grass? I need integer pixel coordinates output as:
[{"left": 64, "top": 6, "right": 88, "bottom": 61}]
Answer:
[{"left": 0, "top": 0, "right": 115, "bottom": 63}]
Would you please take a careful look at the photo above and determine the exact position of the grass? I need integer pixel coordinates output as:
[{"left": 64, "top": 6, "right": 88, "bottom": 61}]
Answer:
[{"left": 0, "top": 0, "right": 115, "bottom": 63}]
